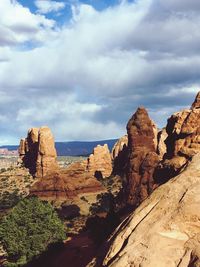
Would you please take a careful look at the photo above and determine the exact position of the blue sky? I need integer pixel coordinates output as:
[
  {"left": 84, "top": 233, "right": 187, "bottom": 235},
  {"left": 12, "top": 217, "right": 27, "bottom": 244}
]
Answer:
[
  {"left": 0, "top": 0, "right": 199, "bottom": 144},
  {"left": 18, "top": 0, "right": 127, "bottom": 23}
]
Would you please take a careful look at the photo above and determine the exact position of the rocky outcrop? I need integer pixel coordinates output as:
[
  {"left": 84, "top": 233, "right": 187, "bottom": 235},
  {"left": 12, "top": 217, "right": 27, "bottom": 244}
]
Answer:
[
  {"left": 156, "top": 92, "right": 200, "bottom": 181},
  {"left": 88, "top": 153, "right": 200, "bottom": 267},
  {"left": 26, "top": 140, "right": 109, "bottom": 205},
  {"left": 30, "top": 160, "right": 105, "bottom": 202},
  {"left": 19, "top": 127, "right": 58, "bottom": 177},
  {"left": 157, "top": 128, "right": 167, "bottom": 158},
  {"left": 111, "top": 135, "right": 128, "bottom": 176},
  {"left": 111, "top": 135, "right": 128, "bottom": 160},
  {"left": 87, "top": 144, "right": 112, "bottom": 179},
  {"left": 125, "top": 107, "right": 160, "bottom": 207},
  {"left": 36, "top": 127, "right": 58, "bottom": 177}
]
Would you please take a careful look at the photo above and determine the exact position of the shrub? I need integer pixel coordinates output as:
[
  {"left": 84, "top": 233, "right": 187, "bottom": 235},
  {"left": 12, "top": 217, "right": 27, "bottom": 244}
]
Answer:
[{"left": 0, "top": 197, "right": 66, "bottom": 266}]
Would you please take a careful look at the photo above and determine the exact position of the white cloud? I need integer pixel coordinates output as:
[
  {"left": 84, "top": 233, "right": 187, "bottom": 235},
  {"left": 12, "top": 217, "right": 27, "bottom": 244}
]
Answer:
[
  {"left": 0, "top": 0, "right": 56, "bottom": 46},
  {"left": 0, "top": 0, "right": 200, "bottom": 143},
  {"left": 35, "top": 0, "right": 66, "bottom": 14}
]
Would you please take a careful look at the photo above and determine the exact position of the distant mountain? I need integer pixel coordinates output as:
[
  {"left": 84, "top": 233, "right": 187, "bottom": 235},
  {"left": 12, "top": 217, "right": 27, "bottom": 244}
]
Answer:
[
  {"left": 55, "top": 140, "right": 118, "bottom": 156},
  {"left": 0, "top": 139, "right": 118, "bottom": 156}
]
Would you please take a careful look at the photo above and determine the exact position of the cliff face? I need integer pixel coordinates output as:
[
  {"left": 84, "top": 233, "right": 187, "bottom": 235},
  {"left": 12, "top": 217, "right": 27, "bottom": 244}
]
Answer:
[{"left": 19, "top": 127, "right": 58, "bottom": 178}]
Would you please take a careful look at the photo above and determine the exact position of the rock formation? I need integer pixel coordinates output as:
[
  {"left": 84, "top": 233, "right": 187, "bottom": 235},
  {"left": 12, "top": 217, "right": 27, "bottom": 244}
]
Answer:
[
  {"left": 18, "top": 137, "right": 110, "bottom": 206},
  {"left": 111, "top": 135, "right": 128, "bottom": 160},
  {"left": 111, "top": 135, "right": 128, "bottom": 176},
  {"left": 156, "top": 92, "right": 200, "bottom": 181},
  {"left": 30, "top": 160, "right": 105, "bottom": 202},
  {"left": 156, "top": 128, "right": 167, "bottom": 158},
  {"left": 113, "top": 92, "right": 200, "bottom": 207},
  {"left": 87, "top": 144, "right": 112, "bottom": 179},
  {"left": 19, "top": 127, "right": 58, "bottom": 177},
  {"left": 88, "top": 153, "right": 200, "bottom": 267},
  {"left": 125, "top": 107, "right": 160, "bottom": 207}
]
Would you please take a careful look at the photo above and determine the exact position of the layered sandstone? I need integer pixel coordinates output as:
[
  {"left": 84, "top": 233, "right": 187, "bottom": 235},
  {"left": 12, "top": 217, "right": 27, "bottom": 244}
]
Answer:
[
  {"left": 88, "top": 153, "right": 200, "bottom": 267},
  {"left": 30, "top": 160, "right": 104, "bottom": 201},
  {"left": 125, "top": 107, "right": 160, "bottom": 207},
  {"left": 87, "top": 144, "right": 112, "bottom": 179},
  {"left": 19, "top": 127, "right": 58, "bottom": 177}
]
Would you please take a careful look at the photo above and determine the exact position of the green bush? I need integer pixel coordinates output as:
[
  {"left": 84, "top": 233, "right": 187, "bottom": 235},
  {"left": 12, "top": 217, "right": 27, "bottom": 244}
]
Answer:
[{"left": 0, "top": 197, "right": 66, "bottom": 266}]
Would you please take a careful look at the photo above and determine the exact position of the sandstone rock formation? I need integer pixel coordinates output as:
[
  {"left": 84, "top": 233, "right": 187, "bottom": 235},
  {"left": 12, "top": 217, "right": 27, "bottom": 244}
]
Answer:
[
  {"left": 88, "top": 153, "right": 200, "bottom": 267},
  {"left": 30, "top": 160, "right": 105, "bottom": 202},
  {"left": 111, "top": 135, "right": 128, "bottom": 160},
  {"left": 87, "top": 144, "right": 112, "bottom": 179},
  {"left": 25, "top": 140, "right": 110, "bottom": 207},
  {"left": 157, "top": 128, "right": 167, "bottom": 158},
  {"left": 125, "top": 107, "right": 160, "bottom": 207},
  {"left": 156, "top": 92, "right": 200, "bottom": 181},
  {"left": 111, "top": 135, "right": 128, "bottom": 176},
  {"left": 19, "top": 127, "right": 58, "bottom": 177}
]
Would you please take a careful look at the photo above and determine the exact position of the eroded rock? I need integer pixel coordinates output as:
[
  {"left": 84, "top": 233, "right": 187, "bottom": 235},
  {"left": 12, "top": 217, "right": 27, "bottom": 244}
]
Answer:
[
  {"left": 19, "top": 126, "right": 58, "bottom": 177},
  {"left": 111, "top": 135, "right": 128, "bottom": 176},
  {"left": 157, "top": 92, "right": 200, "bottom": 180},
  {"left": 125, "top": 107, "right": 160, "bottom": 207},
  {"left": 87, "top": 144, "right": 112, "bottom": 179},
  {"left": 88, "top": 154, "right": 200, "bottom": 267}
]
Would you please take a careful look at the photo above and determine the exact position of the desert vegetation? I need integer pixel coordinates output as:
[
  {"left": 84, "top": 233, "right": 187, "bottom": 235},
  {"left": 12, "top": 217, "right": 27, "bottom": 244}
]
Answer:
[{"left": 0, "top": 197, "right": 65, "bottom": 267}]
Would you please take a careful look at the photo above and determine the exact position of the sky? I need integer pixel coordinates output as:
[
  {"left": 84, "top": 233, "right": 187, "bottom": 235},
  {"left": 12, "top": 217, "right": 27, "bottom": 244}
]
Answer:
[{"left": 0, "top": 0, "right": 200, "bottom": 144}]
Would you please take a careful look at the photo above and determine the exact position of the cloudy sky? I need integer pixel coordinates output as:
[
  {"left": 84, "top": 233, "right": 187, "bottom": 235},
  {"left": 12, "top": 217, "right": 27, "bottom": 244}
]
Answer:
[{"left": 0, "top": 0, "right": 200, "bottom": 144}]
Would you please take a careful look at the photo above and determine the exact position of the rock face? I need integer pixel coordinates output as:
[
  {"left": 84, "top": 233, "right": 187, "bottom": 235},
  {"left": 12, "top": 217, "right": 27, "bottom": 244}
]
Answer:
[
  {"left": 111, "top": 135, "right": 128, "bottom": 176},
  {"left": 19, "top": 127, "right": 58, "bottom": 177},
  {"left": 157, "top": 128, "right": 167, "bottom": 158},
  {"left": 87, "top": 144, "right": 112, "bottom": 179},
  {"left": 111, "top": 135, "right": 128, "bottom": 160},
  {"left": 125, "top": 107, "right": 160, "bottom": 207},
  {"left": 157, "top": 92, "right": 200, "bottom": 180},
  {"left": 88, "top": 153, "right": 200, "bottom": 267}
]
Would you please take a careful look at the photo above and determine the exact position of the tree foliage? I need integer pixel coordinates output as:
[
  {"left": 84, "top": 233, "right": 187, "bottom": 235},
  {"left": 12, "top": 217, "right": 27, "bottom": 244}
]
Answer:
[{"left": 0, "top": 197, "right": 66, "bottom": 266}]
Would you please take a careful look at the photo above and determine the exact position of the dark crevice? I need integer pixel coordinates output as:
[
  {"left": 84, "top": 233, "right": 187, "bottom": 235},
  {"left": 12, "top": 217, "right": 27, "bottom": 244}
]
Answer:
[{"left": 178, "top": 189, "right": 188, "bottom": 203}]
